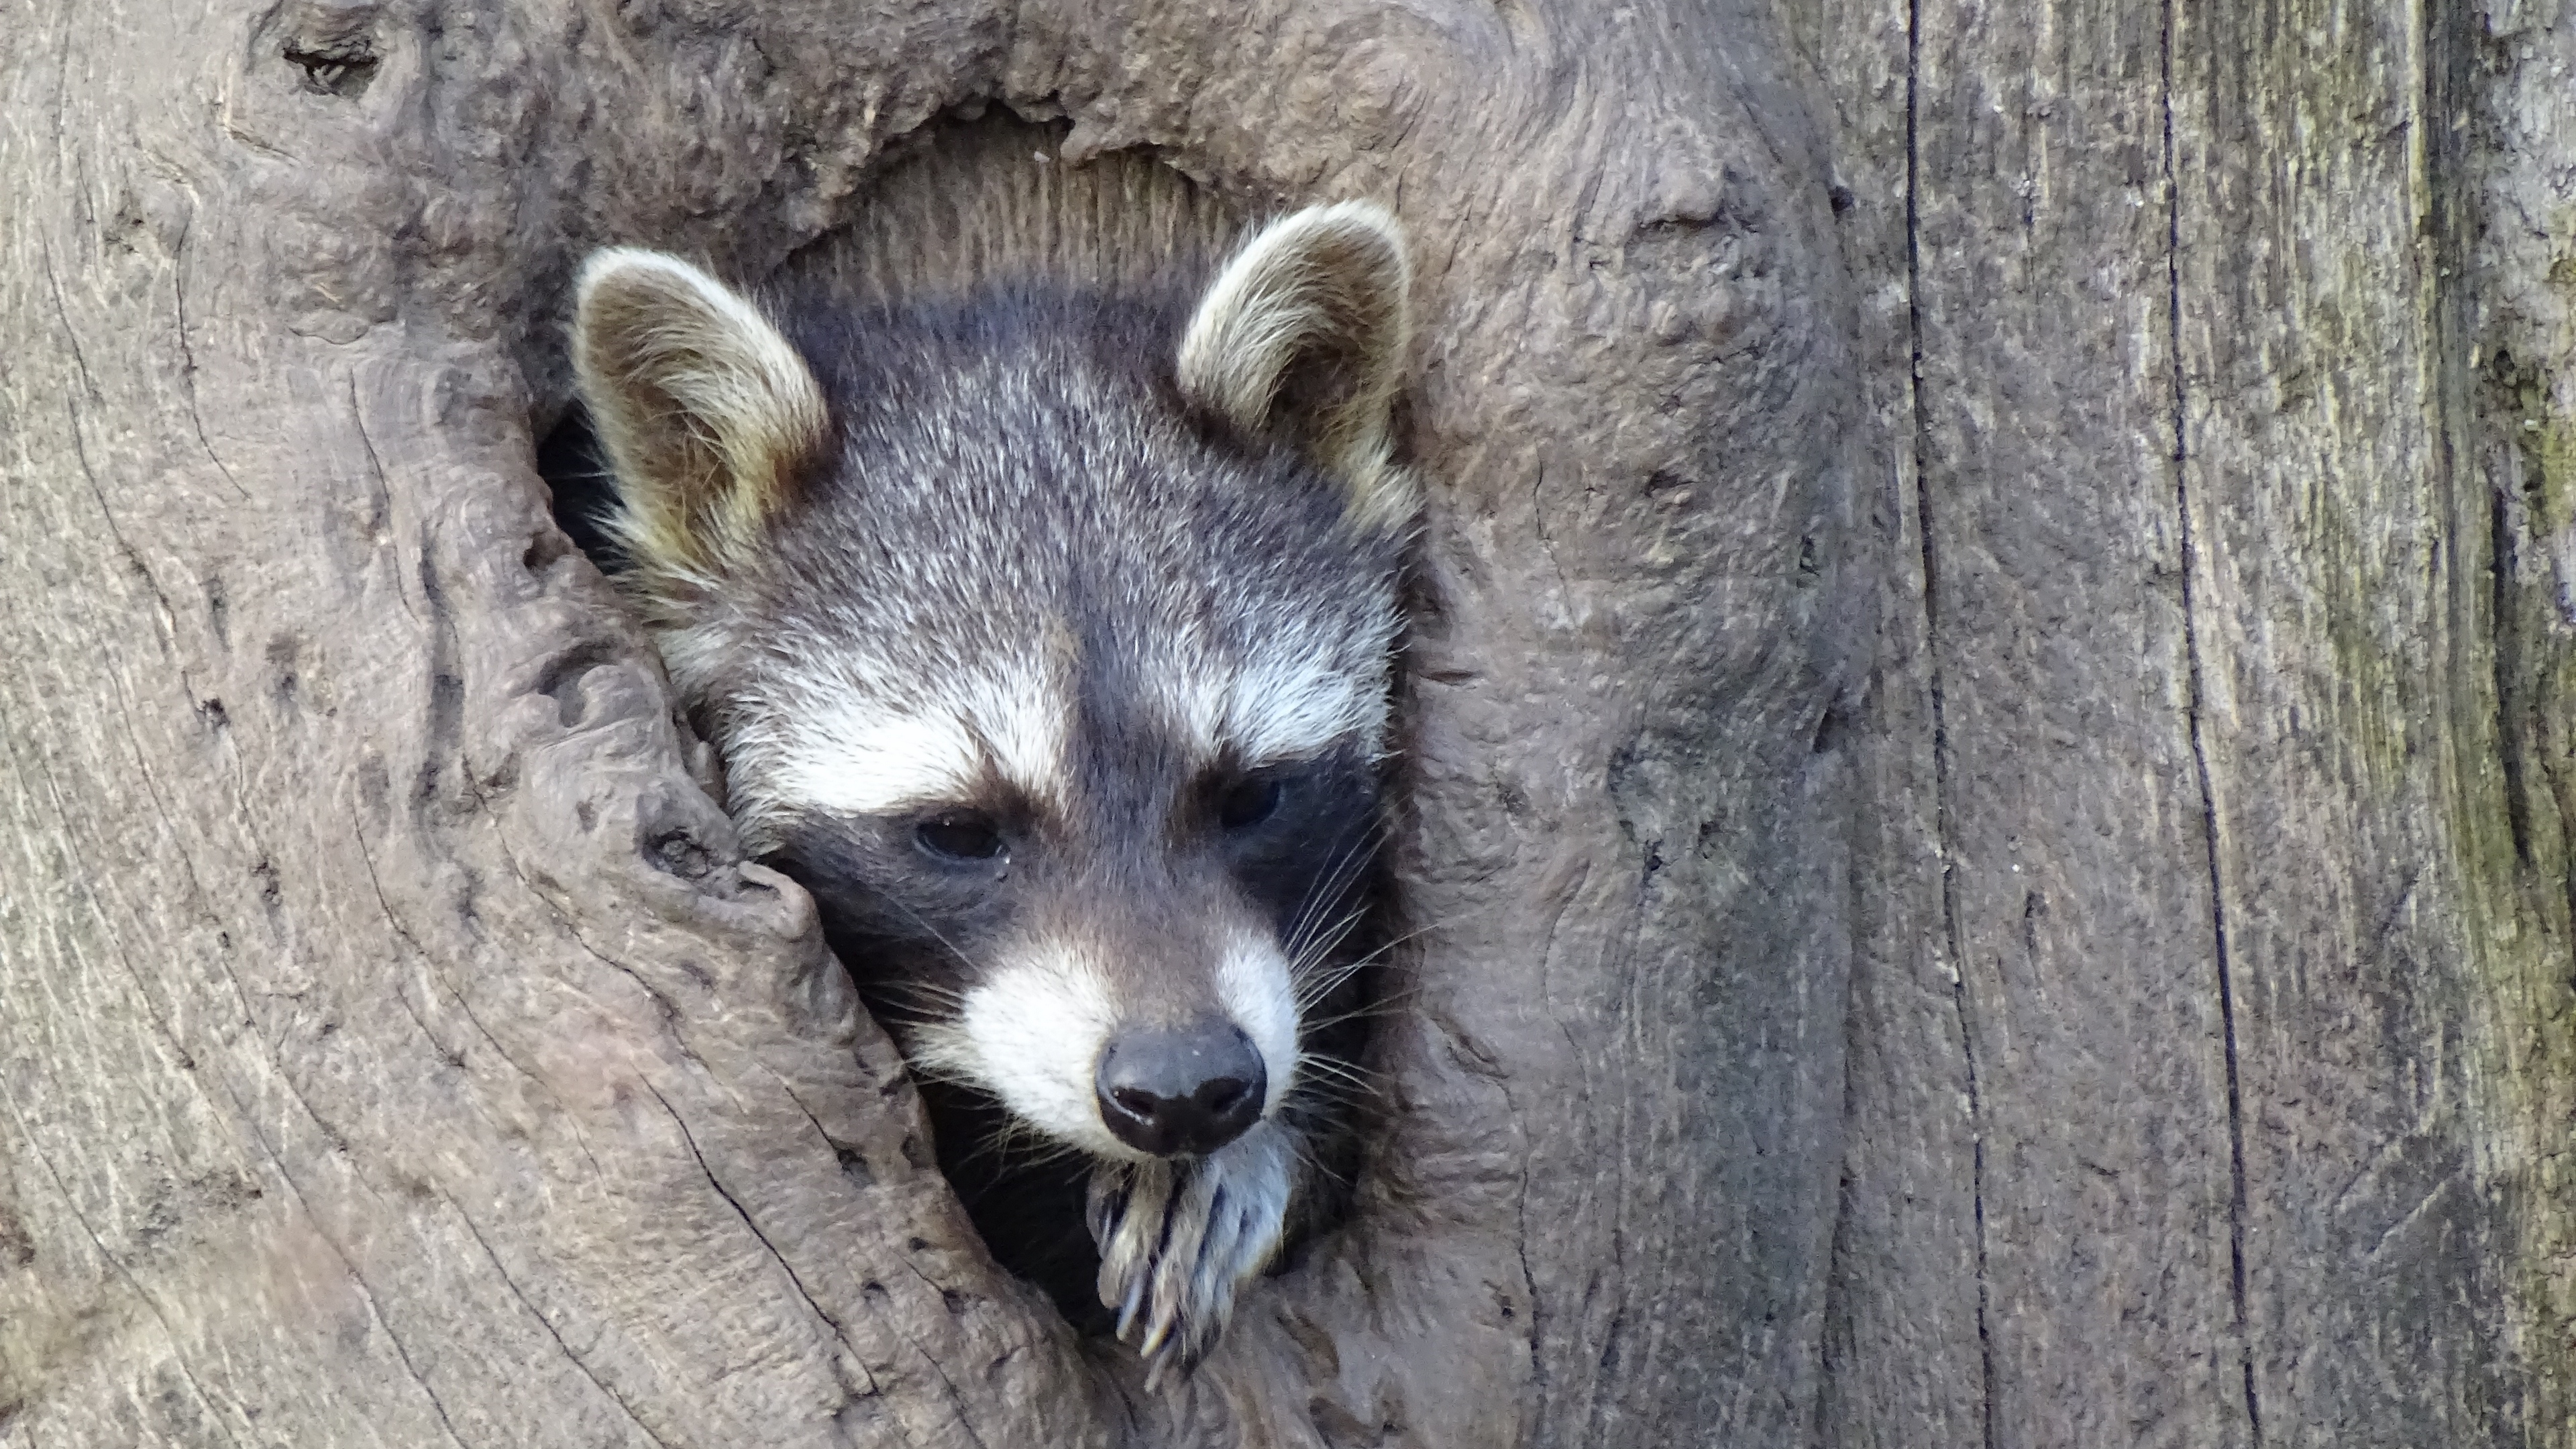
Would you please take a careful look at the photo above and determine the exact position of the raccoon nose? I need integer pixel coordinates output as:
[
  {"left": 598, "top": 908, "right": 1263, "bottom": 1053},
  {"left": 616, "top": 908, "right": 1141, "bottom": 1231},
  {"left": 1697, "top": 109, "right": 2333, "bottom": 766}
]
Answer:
[{"left": 1094, "top": 1023, "right": 1267, "bottom": 1158}]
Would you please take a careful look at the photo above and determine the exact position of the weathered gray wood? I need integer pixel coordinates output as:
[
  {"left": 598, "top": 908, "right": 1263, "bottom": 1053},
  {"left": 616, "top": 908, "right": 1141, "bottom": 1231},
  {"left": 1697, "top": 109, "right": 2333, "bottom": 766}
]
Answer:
[
  {"left": 1, "top": 1, "right": 1858, "bottom": 1444},
  {"left": 2469, "top": 7, "right": 2576, "bottom": 1439},
  {"left": 0, "top": 11, "right": 1079, "bottom": 1443},
  {"left": 1772, "top": 1, "right": 1993, "bottom": 1442},
  {"left": 2171, "top": 7, "right": 2528, "bottom": 1443},
  {"left": 15, "top": 0, "right": 2572, "bottom": 1441},
  {"left": 1790, "top": 0, "right": 2576, "bottom": 1442},
  {"left": 1913, "top": 5, "right": 2255, "bottom": 1442},
  {"left": 1803, "top": 3, "right": 2250, "bottom": 1444}
]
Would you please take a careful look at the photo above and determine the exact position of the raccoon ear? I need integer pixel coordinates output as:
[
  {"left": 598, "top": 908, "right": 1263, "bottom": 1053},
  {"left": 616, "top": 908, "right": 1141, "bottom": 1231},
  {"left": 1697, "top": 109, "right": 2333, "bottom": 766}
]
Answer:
[
  {"left": 1178, "top": 201, "right": 1417, "bottom": 533},
  {"left": 572, "top": 248, "right": 828, "bottom": 574}
]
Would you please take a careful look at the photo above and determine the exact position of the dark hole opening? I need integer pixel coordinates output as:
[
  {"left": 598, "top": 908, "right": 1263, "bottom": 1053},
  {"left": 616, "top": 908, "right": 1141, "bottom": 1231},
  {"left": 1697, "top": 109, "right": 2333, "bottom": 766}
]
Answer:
[
  {"left": 282, "top": 42, "right": 380, "bottom": 99},
  {"left": 533, "top": 405, "right": 629, "bottom": 576}
]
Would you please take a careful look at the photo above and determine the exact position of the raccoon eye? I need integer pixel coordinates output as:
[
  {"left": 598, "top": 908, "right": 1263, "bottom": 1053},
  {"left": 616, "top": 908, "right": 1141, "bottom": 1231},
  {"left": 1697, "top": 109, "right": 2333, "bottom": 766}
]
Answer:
[
  {"left": 1215, "top": 774, "right": 1285, "bottom": 830},
  {"left": 914, "top": 812, "right": 1005, "bottom": 863}
]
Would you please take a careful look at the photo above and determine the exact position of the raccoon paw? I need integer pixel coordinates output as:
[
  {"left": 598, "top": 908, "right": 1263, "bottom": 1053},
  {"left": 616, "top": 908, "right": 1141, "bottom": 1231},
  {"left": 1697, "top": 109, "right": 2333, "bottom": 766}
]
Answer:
[{"left": 1086, "top": 1122, "right": 1295, "bottom": 1386}]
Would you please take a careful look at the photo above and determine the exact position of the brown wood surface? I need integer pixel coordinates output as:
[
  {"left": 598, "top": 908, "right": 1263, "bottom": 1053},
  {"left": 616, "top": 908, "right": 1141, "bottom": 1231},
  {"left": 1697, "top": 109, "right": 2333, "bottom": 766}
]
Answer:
[
  {"left": 5, "top": 0, "right": 2571, "bottom": 1442},
  {"left": 0, "top": 1, "right": 1859, "bottom": 1444},
  {"left": 1790, "top": 0, "right": 2576, "bottom": 1444},
  {"left": 2473, "top": 9, "right": 2576, "bottom": 1441}
]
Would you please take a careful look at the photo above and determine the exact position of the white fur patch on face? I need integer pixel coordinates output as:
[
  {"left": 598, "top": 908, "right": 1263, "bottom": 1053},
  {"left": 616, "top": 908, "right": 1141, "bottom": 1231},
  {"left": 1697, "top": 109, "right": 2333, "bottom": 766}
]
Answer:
[
  {"left": 914, "top": 944, "right": 1138, "bottom": 1161},
  {"left": 1229, "top": 650, "right": 1389, "bottom": 764},
  {"left": 1216, "top": 930, "right": 1300, "bottom": 1118},
  {"left": 769, "top": 708, "right": 983, "bottom": 816},
  {"left": 1156, "top": 628, "right": 1395, "bottom": 769},
  {"left": 753, "top": 658, "right": 1071, "bottom": 820},
  {"left": 912, "top": 931, "right": 1300, "bottom": 1164}
]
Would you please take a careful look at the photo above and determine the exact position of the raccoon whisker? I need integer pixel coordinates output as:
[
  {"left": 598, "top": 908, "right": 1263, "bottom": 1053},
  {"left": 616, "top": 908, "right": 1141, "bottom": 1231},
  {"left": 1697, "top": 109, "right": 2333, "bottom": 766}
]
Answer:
[
  {"left": 874, "top": 973, "right": 971, "bottom": 1002},
  {"left": 1292, "top": 920, "right": 1368, "bottom": 971},
  {"left": 1346, "top": 910, "right": 1460, "bottom": 961},
  {"left": 1295, "top": 996, "right": 1417, "bottom": 1035},
  {"left": 1293, "top": 975, "right": 1365, "bottom": 1018},
  {"left": 1291, "top": 951, "right": 1360, "bottom": 1002},
  {"left": 1279, "top": 1104, "right": 1366, "bottom": 1152},
  {"left": 1290, "top": 1053, "right": 1380, "bottom": 1093},
  {"left": 1290, "top": 1042, "right": 1381, "bottom": 1088},
  {"left": 1288, "top": 913, "right": 1375, "bottom": 1002},
  {"left": 1272, "top": 1115, "right": 1360, "bottom": 1191},
  {"left": 1298, "top": 959, "right": 1442, "bottom": 1016},
  {"left": 862, "top": 1005, "right": 965, "bottom": 1052},
  {"left": 973, "top": 1126, "right": 1090, "bottom": 1173},
  {"left": 1281, "top": 818, "right": 1387, "bottom": 961},
  {"left": 1290, "top": 884, "right": 1409, "bottom": 981},
  {"left": 1283, "top": 1087, "right": 1372, "bottom": 1126},
  {"left": 1295, "top": 890, "right": 1376, "bottom": 957},
  {"left": 1286, "top": 873, "right": 1374, "bottom": 965},
  {"left": 885, "top": 1051, "right": 984, "bottom": 1092},
  {"left": 1287, "top": 860, "right": 1483, "bottom": 1011},
  {"left": 949, "top": 1129, "right": 1021, "bottom": 1173},
  {"left": 1286, "top": 1097, "right": 1371, "bottom": 1136},
  {"left": 1024, "top": 1138, "right": 1097, "bottom": 1168},
  {"left": 1290, "top": 945, "right": 1390, "bottom": 1016},
  {"left": 1291, "top": 908, "right": 1465, "bottom": 1008},
  {"left": 1279, "top": 1120, "right": 1366, "bottom": 1181},
  {"left": 1300, "top": 808, "right": 1381, "bottom": 900},
  {"left": 930, "top": 1097, "right": 1092, "bottom": 1175},
  {"left": 868, "top": 895, "right": 1006, "bottom": 986},
  {"left": 865, "top": 978, "right": 973, "bottom": 1016},
  {"left": 1275, "top": 813, "right": 1383, "bottom": 959},
  {"left": 950, "top": 1136, "right": 1042, "bottom": 1176}
]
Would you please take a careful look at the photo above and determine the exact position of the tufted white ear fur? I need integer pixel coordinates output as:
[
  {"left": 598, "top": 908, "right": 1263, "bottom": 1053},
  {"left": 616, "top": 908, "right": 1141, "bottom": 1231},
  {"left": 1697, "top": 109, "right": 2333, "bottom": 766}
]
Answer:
[
  {"left": 1177, "top": 202, "right": 1417, "bottom": 534},
  {"left": 572, "top": 248, "right": 828, "bottom": 578}
]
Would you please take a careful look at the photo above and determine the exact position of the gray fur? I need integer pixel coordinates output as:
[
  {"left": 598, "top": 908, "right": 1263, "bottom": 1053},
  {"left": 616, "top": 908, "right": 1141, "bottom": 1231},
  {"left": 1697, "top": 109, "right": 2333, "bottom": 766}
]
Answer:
[{"left": 571, "top": 192, "right": 1413, "bottom": 1381}]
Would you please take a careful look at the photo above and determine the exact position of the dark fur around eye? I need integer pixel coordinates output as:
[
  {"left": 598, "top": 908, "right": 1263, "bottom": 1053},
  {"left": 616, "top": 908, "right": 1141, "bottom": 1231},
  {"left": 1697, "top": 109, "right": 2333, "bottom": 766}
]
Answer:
[
  {"left": 1215, "top": 774, "right": 1285, "bottom": 830},
  {"left": 916, "top": 811, "right": 1006, "bottom": 861}
]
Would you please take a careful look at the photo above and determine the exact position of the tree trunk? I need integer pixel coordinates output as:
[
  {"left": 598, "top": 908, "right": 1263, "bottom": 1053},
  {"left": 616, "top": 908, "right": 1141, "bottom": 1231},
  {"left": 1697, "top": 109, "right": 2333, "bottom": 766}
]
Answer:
[
  {"left": 1, "top": 2, "right": 2565, "bottom": 1448},
  {"left": 1, "top": 1, "right": 1856, "bottom": 1444},
  {"left": 1787, "top": 0, "right": 2576, "bottom": 1443}
]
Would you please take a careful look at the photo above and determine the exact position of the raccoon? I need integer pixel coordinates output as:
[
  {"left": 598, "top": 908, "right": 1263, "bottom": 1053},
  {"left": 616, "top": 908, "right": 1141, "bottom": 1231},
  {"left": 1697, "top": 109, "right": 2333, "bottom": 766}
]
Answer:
[{"left": 566, "top": 196, "right": 1415, "bottom": 1379}]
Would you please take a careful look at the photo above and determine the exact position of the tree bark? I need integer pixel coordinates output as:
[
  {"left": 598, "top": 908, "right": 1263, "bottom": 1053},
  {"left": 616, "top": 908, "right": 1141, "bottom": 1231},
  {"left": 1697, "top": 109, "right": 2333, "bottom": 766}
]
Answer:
[
  {"left": 1, "top": 1, "right": 1857, "bottom": 1444},
  {"left": 1787, "top": 0, "right": 2576, "bottom": 1443},
  {"left": 8, "top": 0, "right": 2573, "bottom": 1444}
]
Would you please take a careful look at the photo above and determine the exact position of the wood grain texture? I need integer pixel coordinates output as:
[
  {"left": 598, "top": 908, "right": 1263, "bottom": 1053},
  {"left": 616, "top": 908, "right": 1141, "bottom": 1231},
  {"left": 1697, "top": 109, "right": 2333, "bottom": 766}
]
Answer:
[
  {"left": 1915, "top": 6, "right": 2251, "bottom": 1444},
  {"left": 0, "top": 1, "right": 1859, "bottom": 1444},
  {"left": 2171, "top": 5, "right": 2526, "bottom": 1442},
  {"left": 1773, "top": 0, "right": 1994, "bottom": 1441},
  {"left": 13, "top": 0, "right": 2567, "bottom": 1440},
  {"left": 2470, "top": 6, "right": 2576, "bottom": 1439},
  {"left": 1792, "top": 0, "right": 2575, "bottom": 1442}
]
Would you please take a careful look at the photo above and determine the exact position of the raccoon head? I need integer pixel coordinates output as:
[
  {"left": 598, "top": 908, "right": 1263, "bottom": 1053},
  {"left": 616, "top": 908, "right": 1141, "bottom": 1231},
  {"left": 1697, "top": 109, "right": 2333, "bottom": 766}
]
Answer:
[{"left": 574, "top": 204, "right": 1414, "bottom": 1172}]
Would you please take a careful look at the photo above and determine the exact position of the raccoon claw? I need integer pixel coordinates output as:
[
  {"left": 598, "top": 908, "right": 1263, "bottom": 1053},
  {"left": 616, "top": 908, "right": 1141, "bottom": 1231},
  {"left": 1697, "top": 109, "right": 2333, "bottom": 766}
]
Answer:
[{"left": 1087, "top": 1123, "right": 1294, "bottom": 1387}]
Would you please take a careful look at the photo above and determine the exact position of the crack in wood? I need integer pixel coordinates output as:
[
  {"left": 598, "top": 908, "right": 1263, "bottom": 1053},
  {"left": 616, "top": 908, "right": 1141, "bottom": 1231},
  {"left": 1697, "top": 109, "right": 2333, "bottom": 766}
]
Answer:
[
  {"left": 642, "top": 1081, "right": 972, "bottom": 1449},
  {"left": 443, "top": 1189, "right": 680, "bottom": 1449},
  {"left": 0, "top": 1079, "right": 252, "bottom": 1449},
  {"left": 2160, "top": 4, "right": 2263, "bottom": 1441},
  {"left": 1902, "top": 6, "right": 1998, "bottom": 1445}
]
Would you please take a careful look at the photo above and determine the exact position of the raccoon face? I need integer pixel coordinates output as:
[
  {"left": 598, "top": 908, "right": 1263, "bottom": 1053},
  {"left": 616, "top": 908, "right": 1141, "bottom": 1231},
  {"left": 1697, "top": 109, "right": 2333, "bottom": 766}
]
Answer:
[
  {"left": 758, "top": 691, "right": 1387, "bottom": 1164},
  {"left": 572, "top": 203, "right": 1415, "bottom": 1175},
  {"left": 737, "top": 512, "right": 1401, "bottom": 1165}
]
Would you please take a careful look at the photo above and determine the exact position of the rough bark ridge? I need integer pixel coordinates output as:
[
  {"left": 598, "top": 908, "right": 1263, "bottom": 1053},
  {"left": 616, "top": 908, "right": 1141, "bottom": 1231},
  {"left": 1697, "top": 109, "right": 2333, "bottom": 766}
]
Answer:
[
  {"left": 1, "top": 1, "right": 1858, "bottom": 1445},
  {"left": 1786, "top": 0, "right": 2576, "bottom": 1443}
]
